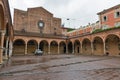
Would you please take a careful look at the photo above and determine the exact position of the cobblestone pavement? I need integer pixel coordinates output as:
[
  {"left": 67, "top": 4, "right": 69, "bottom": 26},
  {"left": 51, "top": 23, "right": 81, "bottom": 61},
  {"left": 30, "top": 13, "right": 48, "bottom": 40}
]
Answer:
[{"left": 0, "top": 55, "right": 120, "bottom": 80}]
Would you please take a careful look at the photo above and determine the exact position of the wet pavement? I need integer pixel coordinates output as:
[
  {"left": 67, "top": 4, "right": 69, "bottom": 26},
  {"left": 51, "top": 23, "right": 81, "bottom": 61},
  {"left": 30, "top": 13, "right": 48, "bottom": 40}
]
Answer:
[{"left": 0, "top": 54, "right": 120, "bottom": 80}]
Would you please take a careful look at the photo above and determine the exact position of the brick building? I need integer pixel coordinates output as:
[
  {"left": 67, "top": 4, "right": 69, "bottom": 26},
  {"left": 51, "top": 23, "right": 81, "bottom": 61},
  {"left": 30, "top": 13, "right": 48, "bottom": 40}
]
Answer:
[
  {"left": 14, "top": 7, "right": 62, "bottom": 35},
  {"left": 13, "top": 7, "right": 67, "bottom": 55},
  {"left": 66, "top": 4, "right": 120, "bottom": 56},
  {"left": 13, "top": 4, "right": 120, "bottom": 56},
  {"left": 98, "top": 4, "right": 120, "bottom": 29}
]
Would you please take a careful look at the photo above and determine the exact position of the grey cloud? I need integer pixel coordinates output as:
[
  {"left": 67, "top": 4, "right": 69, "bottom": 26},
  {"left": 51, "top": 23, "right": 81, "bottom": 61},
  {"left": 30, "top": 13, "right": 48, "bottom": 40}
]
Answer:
[{"left": 9, "top": 0, "right": 120, "bottom": 28}]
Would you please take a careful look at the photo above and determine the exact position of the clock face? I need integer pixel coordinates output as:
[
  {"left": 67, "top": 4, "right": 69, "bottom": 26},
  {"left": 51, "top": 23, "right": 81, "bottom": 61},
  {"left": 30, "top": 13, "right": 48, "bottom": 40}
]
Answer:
[
  {"left": 38, "top": 21, "right": 44, "bottom": 28},
  {"left": 39, "top": 22, "right": 43, "bottom": 27}
]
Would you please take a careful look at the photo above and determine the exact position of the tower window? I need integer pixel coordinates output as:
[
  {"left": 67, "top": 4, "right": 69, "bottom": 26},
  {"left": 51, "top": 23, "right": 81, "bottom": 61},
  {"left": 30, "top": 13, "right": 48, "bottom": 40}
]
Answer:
[
  {"left": 116, "top": 12, "right": 120, "bottom": 18},
  {"left": 103, "top": 16, "right": 107, "bottom": 22}
]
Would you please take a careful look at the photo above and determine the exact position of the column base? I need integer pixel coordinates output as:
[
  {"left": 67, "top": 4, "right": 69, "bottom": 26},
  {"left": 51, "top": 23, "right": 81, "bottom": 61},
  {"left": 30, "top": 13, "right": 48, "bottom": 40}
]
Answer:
[
  {"left": 3, "top": 56, "right": 8, "bottom": 60},
  {"left": 48, "top": 52, "right": 50, "bottom": 55},
  {"left": 0, "top": 61, "right": 3, "bottom": 65}
]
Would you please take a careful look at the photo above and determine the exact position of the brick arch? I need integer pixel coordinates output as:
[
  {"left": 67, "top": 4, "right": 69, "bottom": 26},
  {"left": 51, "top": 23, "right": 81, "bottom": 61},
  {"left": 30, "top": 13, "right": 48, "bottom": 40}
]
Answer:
[
  {"left": 59, "top": 41, "right": 66, "bottom": 45},
  {"left": 105, "top": 34, "right": 120, "bottom": 41},
  {"left": 27, "top": 39, "right": 38, "bottom": 45},
  {"left": 67, "top": 40, "right": 73, "bottom": 45},
  {"left": 68, "top": 41, "right": 73, "bottom": 54},
  {"left": 92, "top": 36, "right": 104, "bottom": 43},
  {"left": 74, "top": 39, "right": 81, "bottom": 54},
  {"left": 14, "top": 38, "right": 27, "bottom": 44},
  {"left": 27, "top": 40, "right": 38, "bottom": 54},
  {"left": 82, "top": 38, "right": 91, "bottom": 55},
  {"left": 50, "top": 40, "right": 58, "bottom": 54},
  {"left": 82, "top": 38, "right": 91, "bottom": 43},
  {"left": 59, "top": 41, "right": 66, "bottom": 54},
  {"left": 73, "top": 39, "right": 80, "bottom": 44},
  {"left": 57, "top": 40, "right": 65, "bottom": 45},
  {"left": 105, "top": 34, "right": 120, "bottom": 56},
  {"left": 39, "top": 40, "right": 49, "bottom": 44},
  {"left": 13, "top": 39, "right": 26, "bottom": 55},
  {"left": 93, "top": 36, "right": 104, "bottom": 55},
  {"left": 39, "top": 40, "right": 49, "bottom": 54},
  {"left": 13, "top": 39, "right": 26, "bottom": 44},
  {"left": 50, "top": 40, "right": 58, "bottom": 45}
]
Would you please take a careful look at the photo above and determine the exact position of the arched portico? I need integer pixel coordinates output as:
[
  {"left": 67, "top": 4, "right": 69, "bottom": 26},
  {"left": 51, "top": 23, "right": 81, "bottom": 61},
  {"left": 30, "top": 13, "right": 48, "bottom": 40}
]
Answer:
[
  {"left": 82, "top": 38, "right": 92, "bottom": 55},
  {"left": 0, "top": 4, "right": 6, "bottom": 63},
  {"left": 68, "top": 41, "right": 73, "bottom": 54},
  {"left": 50, "top": 41, "right": 58, "bottom": 54},
  {"left": 105, "top": 34, "right": 120, "bottom": 56},
  {"left": 93, "top": 37, "right": 104, "bottom": 55},
  {"left": 39, "top": 40, "right": 49, "bottom": 54},
  {"left": 27, "top": 40, "right": 38, "bottom": 55},
  {"left": 59, "top": 41, "right": 66, "bottom": 54},
  {"left": 13, "top": 39, "right": 25, "bottom": 55},
  {"left": 74, "top": 40, "right": 80, "bottom": 54}
]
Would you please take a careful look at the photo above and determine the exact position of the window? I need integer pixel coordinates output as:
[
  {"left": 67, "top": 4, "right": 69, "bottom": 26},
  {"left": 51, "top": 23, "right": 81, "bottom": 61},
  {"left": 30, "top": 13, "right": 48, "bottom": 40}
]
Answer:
[
  {"left": 117, "top": 12, "right": 120, "bottom": 16},
  {"left": 102, "top": 25, "right": 108, "bottom": 30},
  {"left": 115, "top": 22, "right": 120, "bottom": 27},
  {"left": 115, "top": 11, "right": 120, "bottom": 18},
  {"left": 103, "top": 16, "right": 107, "bottom": 22}
]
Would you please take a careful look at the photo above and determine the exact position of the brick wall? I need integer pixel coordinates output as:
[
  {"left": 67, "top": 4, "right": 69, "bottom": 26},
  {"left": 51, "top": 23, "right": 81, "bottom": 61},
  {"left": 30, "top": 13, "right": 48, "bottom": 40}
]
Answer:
[{"left": 14, "top": 7, "right": 62, "bottom": 35}]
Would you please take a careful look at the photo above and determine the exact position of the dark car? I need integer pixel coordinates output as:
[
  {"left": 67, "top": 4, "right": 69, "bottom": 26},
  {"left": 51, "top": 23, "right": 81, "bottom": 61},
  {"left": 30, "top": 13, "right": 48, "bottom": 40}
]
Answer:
[{"left": 34, "top": 49, "right": 43, "bottom": 56}]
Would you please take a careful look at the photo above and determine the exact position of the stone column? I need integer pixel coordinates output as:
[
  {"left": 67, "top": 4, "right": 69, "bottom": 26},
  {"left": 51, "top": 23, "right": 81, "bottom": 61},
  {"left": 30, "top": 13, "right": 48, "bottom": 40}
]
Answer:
[
  {"left": 66, "top": 43, "right": 68, "bottom": 54},
  {"left": 8, "top": 40, "right": 13, "bottom": 57},
  {"left": 4, "top": 37, "right": 9, "bottom": 59},
  {"left": 80, "top": 43, "right": 83, "bottom": 54},
  {"left": 38, "top": 44, "right": 39, "bottom": 49},
  {"left": 0, "top": 31, "right": 5, "bottom": 64},
  {"left": 25, "top": 43, "right": 27, "bottom": 55},
  {"left": 58, "top": 44, "right": 60, "bottom": 54},
  {"left": 91, "top": 42, "right": 94, "bottom": 55},
  {"left": 72, "top": 43, "right": 74, "bottom": 54},
  {"left": 103, "top": 41, "right": 106, "bottom": 55},
  {"left": 48, "top": 44, "right": 50, "bottom": 54}
]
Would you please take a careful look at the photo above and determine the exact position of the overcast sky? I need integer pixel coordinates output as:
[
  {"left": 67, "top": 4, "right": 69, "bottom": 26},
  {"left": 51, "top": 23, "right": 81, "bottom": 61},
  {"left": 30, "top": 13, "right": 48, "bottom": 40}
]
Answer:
[{"left": 9, "top": 0, "right": 120, "bottom": 28}]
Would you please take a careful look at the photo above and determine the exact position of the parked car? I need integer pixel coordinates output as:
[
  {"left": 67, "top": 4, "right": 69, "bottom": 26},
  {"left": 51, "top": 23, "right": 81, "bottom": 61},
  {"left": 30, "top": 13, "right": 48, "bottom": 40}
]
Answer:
[{"left": 34, "top": 49, "right": 43, "bottom": 56}]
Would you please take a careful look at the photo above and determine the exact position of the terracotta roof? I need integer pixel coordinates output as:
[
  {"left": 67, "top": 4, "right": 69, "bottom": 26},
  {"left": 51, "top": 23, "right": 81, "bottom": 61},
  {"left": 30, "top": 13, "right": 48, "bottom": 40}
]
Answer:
[{"left": 97, "top": 4, "right": 120, "bottom": 15}]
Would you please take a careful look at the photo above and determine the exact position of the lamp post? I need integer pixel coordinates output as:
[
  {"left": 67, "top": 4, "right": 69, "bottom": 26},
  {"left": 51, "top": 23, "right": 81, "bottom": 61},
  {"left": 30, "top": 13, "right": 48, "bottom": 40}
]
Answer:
[{"left": 67, "top": 18, "right": 70, "bottom": 28}]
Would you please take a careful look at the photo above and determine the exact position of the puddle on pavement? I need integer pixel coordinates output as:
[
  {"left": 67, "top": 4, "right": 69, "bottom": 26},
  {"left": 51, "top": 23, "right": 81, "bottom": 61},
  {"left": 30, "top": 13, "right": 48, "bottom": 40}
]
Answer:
[
  {"left": 10, "top": 58, "right": 50, "bottom": 66},
  {"left": 7, "top": 56, "right": 73, "bottom": 66},
  {"left": 11, "top": 60, "right": 37, "bottom": 66},
  {"left": 34, "top": 64, "right": 50, "bottom": 72},
  {"left": 0, "top": 58, "right": 50, "bottom": 69}
]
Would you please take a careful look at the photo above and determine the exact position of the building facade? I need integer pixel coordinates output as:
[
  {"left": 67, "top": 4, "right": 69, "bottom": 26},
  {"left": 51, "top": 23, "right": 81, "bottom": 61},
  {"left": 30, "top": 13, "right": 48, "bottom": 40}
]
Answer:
[
  {"left": 13, "top": 4, "right": 120, "bottom": 57},
  {"left": 67, "top": 4, "right": 120, "bottom": 56},
  {"left": 98, "top": 4, "right": 120, "bottom": 29},
  {"left": 13, "top": 7, "right": 67, "bottom": 55},
  {"left": 0, "top": 0, "right": 13, "bottom": 64}
]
